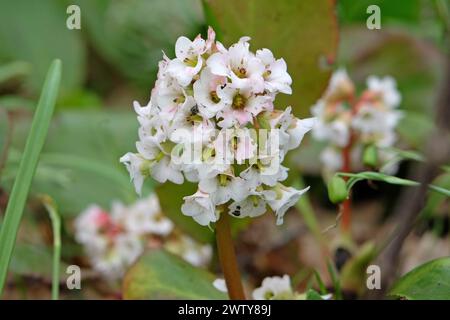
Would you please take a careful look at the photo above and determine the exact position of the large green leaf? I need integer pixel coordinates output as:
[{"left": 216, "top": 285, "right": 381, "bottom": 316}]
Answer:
[
  {"left": 75, "top": 0, "right": 204, "bottom": 88},
  {"left": 9, "top": 244, "right": 68, "bottom": 282},
  {"left": 339, "top": 0, "right": 421, "bottom": 24},
  {"left": 389, "top": 257, "right": 450, "bottom": 300},
  {"left": 203, "top": 0, "right": 338, "bottom": 117},
  {"left": 3, "top": 110, "right": 145, "bottom": 216},
  {"left": 123, "top": 249, "right": 226, "bottom": 300},
  {"left": 0, "top": 0, "right": 85, "bottom": 95}
]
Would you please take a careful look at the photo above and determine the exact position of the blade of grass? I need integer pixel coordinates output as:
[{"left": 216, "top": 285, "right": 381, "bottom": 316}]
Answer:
[
  {"left": 327, "top": 260, "right": 342, "bottom": 300},
  {"left": 40, "top": 195, "right": 61, "bottom": 300},
  {"left": 0, "top": 59, "right": 61, "bottom": 295}
]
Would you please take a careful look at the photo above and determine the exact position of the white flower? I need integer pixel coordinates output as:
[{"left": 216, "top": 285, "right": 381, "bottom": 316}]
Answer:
[
  {"left": 366, "top": 75, "right": 401, "bottom": 108},
  {"left": 75, "top": 205, "right": 111, "bottom": 249},
  {"left": 120, "top": 153, "right": 149, "bottom": 195},
  {"left": 286, "top": 117, "right": 316, "bottom": 150},
  {"left": 311, "top": 101, "right": 351, "bottom": 147},
  {"left": 136, "top": 137, "right": 185, "bottom": 185},
  {"left": 256, "top": 48, "right": 292, "bottom": 94},
  {"left": 270, "top": 106, "right": 315, "bottom": 153},
  {"left": 199, "top": 174, "right": 248, "bottom": 205},
  {"left": 240, "top": 164, "right": 288, "bottom": 188},
  {"left": 207, "top": 36, "right": 265, "bottom": 93},
  {"left": 320, "top": 146, "right": 343, "bottom": 172},
  {"left": 155, "top": 78, "right": 191, "bottom": 122},
  {"left": 74, "top": 204, "right": 144, "bottom": 280},
  {"left": 169, "top": 99, "right": 216, "bottom": 145},
  {"left": 216, "top": 87, "right": 273, "bottom": 127},
  {"left": 122, "top": 195, "right": 173, "bottom": 237},
  {"left": 91, "top": 233, "right": 143, "bottom": 280},
  {"left": 152, "top": 155, "right": 184, "bottom": 184},
  {"left": 181, "top": 190, "right": 218, "bottom": 226},
  {"left": 193, "top": 68, "right": 228, "bottom": 118},
  {"left": 167, "top": 35, "right": 206, "bottom": 86},
  {"left": 252, "top": 275, "right": 293, "bottom": 300},
  {"left": 323, "top": 68, "right": 354, "bottom": 100},
  {"left": 213, "top": 278, "right": 228, "bottom": 293},
  {"left": 352, "top": 103, "right": 402, "bottom": 134},
  {"left": 267, "top": 184, "right": 310, "bottom": 225},
  {"left": 214, "top": 127, "right": 257, "bottom": 164},
  {"left": 165, "top": 235, "right": 212, "bottom": 267},
  {"left": 228, "top": 195, "right": 267, "bottom": 218}
]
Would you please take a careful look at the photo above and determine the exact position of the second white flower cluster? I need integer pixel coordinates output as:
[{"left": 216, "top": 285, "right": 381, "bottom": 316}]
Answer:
[
  {"left": 311, "top": 69, "right": 402, "bottom": 173},
  {"left": 121, "top": 27, "right": 314, "bottom": 226},
  {"left": 74, "top": 194, "right": 211, "bottom": 280}
]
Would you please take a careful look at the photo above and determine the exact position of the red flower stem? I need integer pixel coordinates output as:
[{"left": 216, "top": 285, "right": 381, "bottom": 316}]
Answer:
[{"left": 341, "top": 138, "right": 352, "bottom": 235}]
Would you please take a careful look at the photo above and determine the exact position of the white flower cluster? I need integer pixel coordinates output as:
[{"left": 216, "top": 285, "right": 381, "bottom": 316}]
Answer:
[
  {"left": 311, "top": 69, "right": 402, "bottom": 172},
  {"left": 252, "top": 274, "right": 332, "bottom": 300},
  {"left": 74, "top": 195, "right": 211, "bottom": 280},
  {"left": 121, "top": 27, "right": 314, "bottom": 226}
]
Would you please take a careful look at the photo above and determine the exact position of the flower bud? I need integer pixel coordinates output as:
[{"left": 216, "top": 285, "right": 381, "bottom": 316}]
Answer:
[
  {"left": 327, "top": 176, "right": 348, "bottom": 204},
  {"left": 363, "top": 144, "right": 378, "bottom": 168}
]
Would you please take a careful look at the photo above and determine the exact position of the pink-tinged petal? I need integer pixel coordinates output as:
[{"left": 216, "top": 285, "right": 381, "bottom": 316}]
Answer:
[{"left": 234, "top": 110, "right": 252, "bottom": 126}]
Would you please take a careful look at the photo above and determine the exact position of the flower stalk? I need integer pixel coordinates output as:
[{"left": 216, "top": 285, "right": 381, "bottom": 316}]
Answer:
[
  {"left": 215, "top": 212, "right": 246, "bottom": 300},
  {"left": 340, "top": 137, "right": 353, "bottom": 235}
]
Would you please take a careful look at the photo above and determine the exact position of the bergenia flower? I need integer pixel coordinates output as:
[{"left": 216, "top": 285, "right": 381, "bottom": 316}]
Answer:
[
  {"left": 74, "top": 194, "right": 211, "bottom": 280},
  {"left": 252, "top": 275, "right": 293, "bottom": 300},
  {"left": 121, "top": 27, "right": 313, "bottom": 227},
  {"left": 310, "top": 69, "right": 402, "bottom": 173},
  {"left": 252, "top": 274, "right": 332, "bottom": 300}
]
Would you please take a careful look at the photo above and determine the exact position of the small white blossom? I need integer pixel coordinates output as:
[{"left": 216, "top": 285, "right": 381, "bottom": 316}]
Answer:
[
  {"left": 256, "top": 48, "right": 292, "bottom": 94},
  {"left": 267, "top": 184, "right": 310, "bottom": 225},
  {"left": 252, "top": 275, "right": 293, "bottom": 300},
  {"left": 181, "top": 190, "right": 218, "bottom": 226},
  {"left": 366, "top": 75, "right": 401, "bottom": 108},
  {"left": 213, "top": 278, "right": 228, "bottom": 293},
  {"left": 165, "top": 235, "right": 212, "bottom": 267}
]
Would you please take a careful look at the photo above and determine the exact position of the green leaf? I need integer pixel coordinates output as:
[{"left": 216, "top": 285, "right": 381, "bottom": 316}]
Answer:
[
  {"left": 422, "top": 173, "right": 450, "bottom": 223},
  {"left": 0, "top": 1, "right": 85, "bottom": 95},
  {"left": 327, "top": 260, "right": 342, "bottom": 300},
  {"left": 0, "top": 61, "right": 31, "bottom": 84},
  {"left": 2, "top": 110, "right": 144, "bottom": 216},
  {"left": 305, "top": 289, "right": 325, "bottom": 300},
  {"left": 203, "top": 0, "right": 338, "bottom": 117},
  {"left": 123, "top": 249, "right": 227, "bottom": 300},
  {"left": 0, "top": 59, "right": 61, "bottom": 294},
  {"left": 156, "top": 182, "right": 214, "bottom": 244},
  {"left": 338, "top": 171, "right": 420, "bottom": 190},
  {"left": 76, "top": 0, "right": 204, "bottom": 88},
  {"left": 0, "top": 96, "right": 35, "bottom": 111},
  {"left": 9, "top": 243, "right": 68, "bottom": 281},
  {"left": 339, "top": 0, "right": 421, "bottom": 25},
  {"left": 389, "top": 257, "right": 450, "bottom": 300},
  {"left": 428, "top": 184, "right": 450, "bottom": 197}
]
